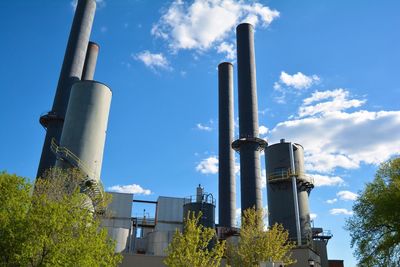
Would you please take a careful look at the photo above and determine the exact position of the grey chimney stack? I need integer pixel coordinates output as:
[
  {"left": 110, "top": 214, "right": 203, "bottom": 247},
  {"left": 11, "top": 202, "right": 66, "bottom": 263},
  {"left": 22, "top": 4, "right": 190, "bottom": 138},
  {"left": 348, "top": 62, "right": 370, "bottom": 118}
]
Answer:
[
  {"left": 218, "top": 62, "right": 236, "bottom": 228},
  {"left": 232, "top": 23, "right": 266, "bottom": 212},
  {"left": 37, "top": 0, "right": 97, "bottom": 178},
  {"left": 82, "top": 41, "right": 99, "bottom": 80}
]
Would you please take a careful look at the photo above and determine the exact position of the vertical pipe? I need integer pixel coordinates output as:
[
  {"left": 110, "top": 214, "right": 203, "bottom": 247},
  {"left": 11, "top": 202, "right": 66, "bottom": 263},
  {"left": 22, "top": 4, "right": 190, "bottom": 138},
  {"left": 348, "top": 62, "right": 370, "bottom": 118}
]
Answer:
[
  {"left": 82, "top": 41, "right": 99, "bottom": 80},
  {"left": 236, "top": 23, "right": 262, "bottom": 211},
  {"left": 37, "top": 0, "right": 97, "bottom": 178},
  {"left": 218, "top": 62, "right": 236, "bottom": 228},
  {"left": 289, "top": 143, "right": 302, "bottom": 245}
]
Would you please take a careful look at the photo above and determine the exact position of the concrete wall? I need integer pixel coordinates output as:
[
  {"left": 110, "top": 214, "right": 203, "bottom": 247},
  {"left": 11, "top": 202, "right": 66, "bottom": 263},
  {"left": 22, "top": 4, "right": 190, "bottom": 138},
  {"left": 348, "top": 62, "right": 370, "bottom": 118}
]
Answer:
[
  {"left": 313, "top": 240, "right": 329, "bottom": 267},
  {"left": 290, "top": 247, "right": 321, "bottom": 267},
  {"left": 120, "top": 254, "right": 166, "bottom": 267},
  {"left": 156, "top": 197, "right": 187, "bottom": 226}
]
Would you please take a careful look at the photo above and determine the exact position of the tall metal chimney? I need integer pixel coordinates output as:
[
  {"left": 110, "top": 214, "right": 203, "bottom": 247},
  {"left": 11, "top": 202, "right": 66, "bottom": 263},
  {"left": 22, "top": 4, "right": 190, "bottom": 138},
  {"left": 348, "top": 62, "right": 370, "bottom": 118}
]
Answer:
[
  {"left": 37, "top": 0, "right": 97, "bottom": 178},
  {"left": 218, "top": 62, "right": 236, "bottom": 228},
  {"left": 232, "top": 23, "right": 267, "bottom": 212},
  {"left": 82, "top": 41, "right": 99, "bottom": 80}
]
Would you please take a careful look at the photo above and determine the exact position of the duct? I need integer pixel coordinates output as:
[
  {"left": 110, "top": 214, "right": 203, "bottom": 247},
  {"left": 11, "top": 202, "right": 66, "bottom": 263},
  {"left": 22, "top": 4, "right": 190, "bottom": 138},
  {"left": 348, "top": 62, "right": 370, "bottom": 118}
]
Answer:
[
  {"left": 289, "top": 142, "right": 302, "bottom": 246},
  {"left": 218, "top": 62, "right": 236, "bottom": 228},
  {"left": 37, "top": 0, "right": 97, "bottom": 178},
  {"left": 233, "top": 23, "right": 266, "bottom": 212},
  {"left": 82, "top": 41, "right": 99, "bottom": 80}
]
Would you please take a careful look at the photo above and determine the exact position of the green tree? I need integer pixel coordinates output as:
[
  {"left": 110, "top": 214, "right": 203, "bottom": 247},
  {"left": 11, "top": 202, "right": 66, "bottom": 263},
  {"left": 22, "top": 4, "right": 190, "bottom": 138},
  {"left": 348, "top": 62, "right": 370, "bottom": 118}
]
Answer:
[
  {"left": 0, "top": 168, "right": 122, "bottom": 267},
  {"left": 164, "top": 212, "right": 226, "bottom": 267},
  {"left": 346, "top": 157, "right": 400, "bottom": 267},
  {"left": 0, "top": 172, "right": 32, "bottom": 265},
  {"left": 226, "top": 207, "right": 295, "bottom": 267}
]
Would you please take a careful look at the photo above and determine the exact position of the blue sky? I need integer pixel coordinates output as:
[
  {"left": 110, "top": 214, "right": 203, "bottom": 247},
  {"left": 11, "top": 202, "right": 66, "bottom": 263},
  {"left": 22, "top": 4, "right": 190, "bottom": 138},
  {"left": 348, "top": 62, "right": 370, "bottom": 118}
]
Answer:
[{"left": 1, "top": 0, "right": 400, "bottom": 265}]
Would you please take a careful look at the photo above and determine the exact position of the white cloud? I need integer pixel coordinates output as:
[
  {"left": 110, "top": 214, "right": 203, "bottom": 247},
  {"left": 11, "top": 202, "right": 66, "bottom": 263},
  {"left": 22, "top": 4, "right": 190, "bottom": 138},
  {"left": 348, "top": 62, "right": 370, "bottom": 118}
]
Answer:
[
  {"left": 259, "top": 125, "right": 269, "bottom": 136},
  {"left": 234, "top": 162, "right": 240, "bottom": 175},
  {"left": 310, "top": 213, "right": 317, "bottom": 220},
  {"left": 311, "top": 174, "right": 344, "bottom": 187},
  {"left": 196, "top": 123, "right": 212, "bottom": 131},
  {"left": 235, "top": 207, "right": 241, "bottom": 226},
  {"left": 134, "top": 51, "right": 171, "bottom": 71},
  {"left": 107, "top": 184, "right": 151, "bottom": 195},
  {"left": 326, "top": 198, "right": 338, "bottom": 204},
  {"left": 277, "top": 71, "right": 320, "bottom": 90},
  {"left": 152, "top": 0, "right": 279, "bottom": 55},
  {"left": 269, "top": 89, "right": 400, "bottom": 173},
  {"left": 330, "top": 208, "right": 353, "bottom": 216},
  {"left": 299, "top": 89, "right": 366, "bottom": 117},
  {"left": 217, "top": 42, "right": 236, "bottom": 60},
  {"left": 196, "top": 156, "right": 219, "bottom": 174},
  {"left": 260, "top": 169, "right": 266, "bottom": 189},
  {"left": 337, "top": 190, "right": 358, "bottom": 201}
]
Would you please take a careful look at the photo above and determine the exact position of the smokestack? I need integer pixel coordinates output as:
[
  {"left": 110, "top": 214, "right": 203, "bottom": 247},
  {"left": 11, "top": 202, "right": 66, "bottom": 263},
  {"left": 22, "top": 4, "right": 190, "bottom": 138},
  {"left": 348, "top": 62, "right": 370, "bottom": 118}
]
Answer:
[
  {"left": 218, "top": 62, "right": 236, "bottom": 228},
  {"left": 232, "top": 23, "right": 266, "bottom": 212},
  {"left": 82, "top": 41, "right": 99, "bottom": 80},
  {"left": 37, "top": 0, "right": 97, "bottom": 178}
]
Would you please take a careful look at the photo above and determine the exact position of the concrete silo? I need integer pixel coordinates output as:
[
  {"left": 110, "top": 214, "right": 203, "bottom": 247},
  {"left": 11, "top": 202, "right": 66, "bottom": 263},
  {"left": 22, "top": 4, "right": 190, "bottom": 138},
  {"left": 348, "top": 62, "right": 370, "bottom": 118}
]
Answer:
[
  {"left": 265, "top": 139, "right": 314, "bottom": 246},
  {"left": 54, "top": 80, "right": 112, "bottom": 182}
]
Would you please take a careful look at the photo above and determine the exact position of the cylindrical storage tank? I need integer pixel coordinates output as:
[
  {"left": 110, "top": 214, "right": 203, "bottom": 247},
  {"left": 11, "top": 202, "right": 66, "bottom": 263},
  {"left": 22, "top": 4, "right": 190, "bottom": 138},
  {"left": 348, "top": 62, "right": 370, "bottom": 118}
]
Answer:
[
  {"left": 56, "top": 80, "right": 112, "bottom": 180},
  {"left": 265, "top": 141, "right": 312, "bottom": 244},
  {"left": 183, "top": 202, "right": 215, "bottom": 229},
  {"left": 106, "top": 227, "right": 130, "bottom": 253}
]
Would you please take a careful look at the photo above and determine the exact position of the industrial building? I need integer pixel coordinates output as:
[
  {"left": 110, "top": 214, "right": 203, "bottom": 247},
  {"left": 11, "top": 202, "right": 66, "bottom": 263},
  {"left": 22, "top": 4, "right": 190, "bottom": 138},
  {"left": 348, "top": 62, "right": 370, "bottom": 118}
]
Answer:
[{"left": 35, "top": 0, "right": 344, "bottom": 266}]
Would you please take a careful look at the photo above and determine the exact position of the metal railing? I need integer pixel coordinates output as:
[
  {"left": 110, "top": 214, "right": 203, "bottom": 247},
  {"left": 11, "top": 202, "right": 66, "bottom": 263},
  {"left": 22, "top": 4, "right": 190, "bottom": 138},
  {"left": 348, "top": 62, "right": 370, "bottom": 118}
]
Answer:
[
  {"left": 50, "top": 138, "right": 104, "bottom": 208},
  {"left": 51, "top": 138, "right": 97, "bottom": 180},
  {"left": 184, "top": 193, "right": 216, "bottom": 205},
  {"left": 267, "top": 170, "right": 314, "bottom": 185},
  {"left": 132, "top": 217, "right": 156, "bottom": 227}
]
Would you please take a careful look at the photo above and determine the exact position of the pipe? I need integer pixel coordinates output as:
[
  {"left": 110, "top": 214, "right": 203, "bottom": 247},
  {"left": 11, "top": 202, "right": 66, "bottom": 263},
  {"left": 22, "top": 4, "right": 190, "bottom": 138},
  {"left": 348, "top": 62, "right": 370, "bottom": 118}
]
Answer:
[
  {"left": 289, "top": 142, "right": 302, "bottom": 246},
  {"left": 37, "top": 0, "right": 97, "bottom": 178},
  {"left": 82, "top": 41, "right": 99, "bottom": 80},
  {"left": 218, "top": 62, "right": 236, "bottom": 228},
  {"left": 236, "top": 23, "right": 262, "bottom": 211}
]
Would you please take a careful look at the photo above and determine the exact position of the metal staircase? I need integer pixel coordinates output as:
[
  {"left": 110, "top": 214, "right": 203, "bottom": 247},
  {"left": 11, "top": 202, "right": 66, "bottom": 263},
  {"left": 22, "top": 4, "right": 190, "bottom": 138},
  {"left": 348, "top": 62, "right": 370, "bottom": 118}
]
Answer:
[{"left": 50, "top": 138, "right": 104, "bottom": 209}]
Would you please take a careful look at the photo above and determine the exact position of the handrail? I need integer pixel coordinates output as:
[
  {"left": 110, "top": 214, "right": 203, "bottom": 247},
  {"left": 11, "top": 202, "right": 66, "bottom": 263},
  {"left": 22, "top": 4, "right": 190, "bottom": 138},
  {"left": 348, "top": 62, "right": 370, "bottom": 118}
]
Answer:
[
  {"left": 267, "top": 170, "right": 314, "bottom": 185},
  {"left": 50, "top": 138, "right": 104, "bottom": 208},
  {"left": 51, "top": 138, "right": 97, "bottom": 180}
]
